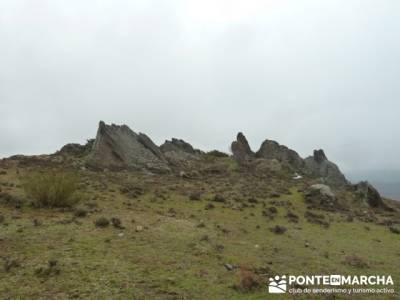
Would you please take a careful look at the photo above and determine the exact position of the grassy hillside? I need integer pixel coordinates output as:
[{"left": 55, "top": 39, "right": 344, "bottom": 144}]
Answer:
[{"left": 0, "top": 159, "right": 399, "bottom": 299}]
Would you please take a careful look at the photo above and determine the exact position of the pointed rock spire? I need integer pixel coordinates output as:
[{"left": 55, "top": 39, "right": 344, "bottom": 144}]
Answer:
[
  {"left": 86, "top": 121, "right": 170, "bottom": 172},
  {"left": 231, "top": 132, "right": 254, "bottom": 164}
]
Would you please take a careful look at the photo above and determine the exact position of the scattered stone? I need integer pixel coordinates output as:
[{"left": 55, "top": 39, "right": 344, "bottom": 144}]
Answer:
[
  {"left": 224, "top": 263, "right": 235, "bottom": 271},
  {"left": 135, "top": 225, "right": 143, "bottom": 232}
]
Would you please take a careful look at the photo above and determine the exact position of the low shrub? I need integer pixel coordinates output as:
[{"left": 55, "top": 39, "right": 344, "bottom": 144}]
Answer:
[
  {"left": 23, "top": 170, "right": 81, "bottom": 208},
  {"left": 234, "top": 266, "right": 261, "bottom": 292}
]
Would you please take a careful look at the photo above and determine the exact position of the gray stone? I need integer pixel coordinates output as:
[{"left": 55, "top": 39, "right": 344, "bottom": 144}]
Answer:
[
  {"left": 137, "top": 133, "right": 166, "bottom": 161},
  {"left": 354, "top": 181, "right": 387, "bottom": 209},
  {"left": 305, "top": 184, "right": 337, "bottom": 208},
  {"left": 86, "top": 121, "right": 170, "bottom": 173},
  {"left": 253, "top": 158, "right": 282, "bottom": 173},
  {"left": 160, "top": 138, "right": 201, "bottom": 168},
  {"left": 160, "top": 138, "right": 201, "bottom": 155},
  {"left": 304, "top": 149, "right": 348, "bottom": 187},
  {"left": 231, "top": 132, "right": 254, "bottom": 164},
  {"left": 256, "top": 140, "right": 304, "bottom": 170}
]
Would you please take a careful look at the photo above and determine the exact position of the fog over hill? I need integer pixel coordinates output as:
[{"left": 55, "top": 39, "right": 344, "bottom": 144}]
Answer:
[{"left": 346, "top": 170, "right": 400, "bottom": 201}]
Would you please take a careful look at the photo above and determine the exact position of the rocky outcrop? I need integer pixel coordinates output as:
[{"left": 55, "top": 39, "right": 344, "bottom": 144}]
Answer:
[
  {"left": 86, "top": 121, "right": 170, "bottom": 172},
  {"left": 305, "top": 150, "right": 347, "bottom": 187},
  {"left": 304, "top": 184, "right": 337, "bottom": 209},
  {"left": 231, "top": 132, "right": 254, "bottom": 164},
  {"left": 160, "top": 138, "right": 201, "bottom": 155},
  {"left": 354, "top": 181, "right": 388, "bottom": 209},
  {"left": 160, "top": 138, "right": 201, "bottom": 168},
  {"left": 137, "top": 133, "right": 165, "bottom": 161},
  {"left": 252, "top": 158, "right": 282, "bottom": 173},
  {"left": 57, "top": 140, "right": 94, "bottom": 157},
  {"left": 256, "top": 140, "right": 304, "bottom": 171}
]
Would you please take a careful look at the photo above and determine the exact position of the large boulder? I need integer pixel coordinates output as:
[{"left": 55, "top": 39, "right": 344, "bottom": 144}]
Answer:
[
  {"left": 256, "top": 140, "right": 304, "bottom": 171},
  {"left": 354, "top": 181, "right": 388, "bottom": 209},
  {"left": 304, "top": 184, "right": 337, "bottom": 209},
  {"left": 86, "top": 121, "right": 170, "bottom": 172},
  {"left": 231, "top": 132, "right": 254, "bottom": 164},
  {"left": 252, "top": 158, "right": 282, "bottom": 173},
  {"left": 304, "top": 149, "right": 348, "bottom": 187}
]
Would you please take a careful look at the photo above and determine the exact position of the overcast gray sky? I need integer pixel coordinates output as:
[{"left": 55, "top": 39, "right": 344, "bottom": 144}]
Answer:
[{"left": 1, "top": 0, "right": 399, "bottom": 173}]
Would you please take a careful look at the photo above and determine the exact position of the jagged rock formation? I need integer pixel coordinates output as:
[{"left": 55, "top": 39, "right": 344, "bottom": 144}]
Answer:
[
  {"left": 160, "top": 138, "right": 201, "bottom": 155},
  {"left": 231, "top": 132, "right": 254, "bottom": 165},
  {"left": 304, "top": 149, "right": 347, "bottom": 187},
  {"left": 160, "top": 138, "right": 201, "bottom": 168},
  {"left": 137, "top": 133, "right": 166, "bottom": 161},
  {"left": 355, "top": 181, "right": 388, "bottom": 209},
  {"left": 86, "top": 121, "right": 170, "bottom": 172},
  {"left": 256, "top": 140, "right": 304, "bottom": 171},
  {"left": 57, "top": 140, "right": 94, "bottom": 157}
]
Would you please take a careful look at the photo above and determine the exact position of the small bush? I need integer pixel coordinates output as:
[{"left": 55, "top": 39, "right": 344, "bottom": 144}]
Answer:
[
  {"left": 344, "top": 254, "right": 369, "bottom": 268},
  {"left": 206, "top": 150, "right": 229, "bottom": 158},
  {"left": 234, "top": 266, "right": 261, "bottom": 292},
  {"left": 23, "top": 171, "right": 81, "bottom": 208},
  {"left": 95, "top": 217, "right": 110, "bottom": 228}
]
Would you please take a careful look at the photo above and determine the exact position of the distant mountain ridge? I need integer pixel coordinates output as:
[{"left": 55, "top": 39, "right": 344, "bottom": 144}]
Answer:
[
  {"left": 5, "top": 121, "right": 395, "bottom": 209},
  {"left": 347, "top": 170, "right": 400, "bottom": 201}
]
